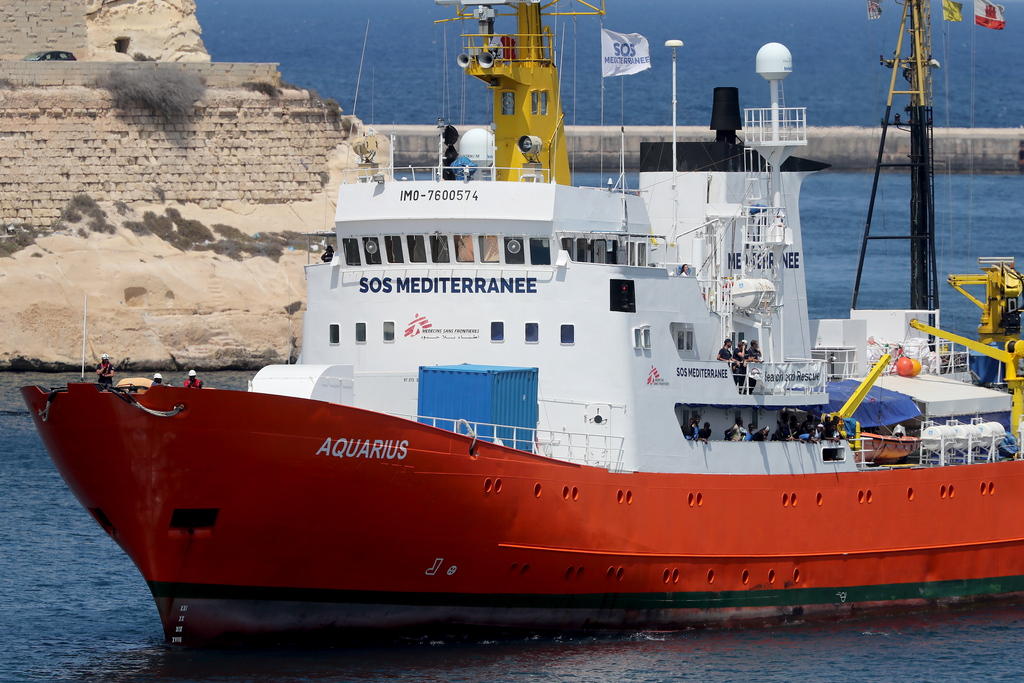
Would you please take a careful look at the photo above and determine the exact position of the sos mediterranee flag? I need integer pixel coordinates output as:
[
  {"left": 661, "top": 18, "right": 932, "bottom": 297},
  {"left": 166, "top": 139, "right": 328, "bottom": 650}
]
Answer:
[
  {"left": 601, "top": 29, "right": 651, "bottom": 77},
  {"left": 975, "top": 0, "right": 1006, "bottom": 29}
]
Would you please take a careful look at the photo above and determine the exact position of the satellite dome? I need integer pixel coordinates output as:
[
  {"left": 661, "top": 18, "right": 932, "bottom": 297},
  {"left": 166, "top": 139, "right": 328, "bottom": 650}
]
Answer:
[{"left": 755, "top": 43, "right": 792, "bottom": 81}]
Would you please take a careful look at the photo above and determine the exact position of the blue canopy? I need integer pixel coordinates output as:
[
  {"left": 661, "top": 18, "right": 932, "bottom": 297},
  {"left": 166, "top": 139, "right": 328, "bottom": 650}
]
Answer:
[
  {"left": 969, "top": 346, "right": 1003, "bottom": 385},
  {"left": 826, "top": 380, "right": 921, "bottom": 428}
]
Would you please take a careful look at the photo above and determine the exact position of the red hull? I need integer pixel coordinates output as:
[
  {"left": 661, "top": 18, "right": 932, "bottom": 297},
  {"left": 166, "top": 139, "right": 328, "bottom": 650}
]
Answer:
[{"left": 22, "top": 383, "right": 1024, "bottom": 645}]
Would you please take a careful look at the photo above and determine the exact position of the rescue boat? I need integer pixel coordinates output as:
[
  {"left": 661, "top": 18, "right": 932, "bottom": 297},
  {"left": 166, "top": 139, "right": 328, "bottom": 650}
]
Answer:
[{"left": 22, "top": 0, "right": 1024, "bottom": 645}]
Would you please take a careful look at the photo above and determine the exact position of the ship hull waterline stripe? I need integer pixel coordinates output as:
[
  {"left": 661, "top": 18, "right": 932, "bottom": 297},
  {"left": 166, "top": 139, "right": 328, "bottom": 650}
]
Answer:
[
  {"left": 150, "top": 574, "right": 1024, "bottom": 611},
  {"left": 498, "top": 534, "right": 1024, "bottom": 559}
]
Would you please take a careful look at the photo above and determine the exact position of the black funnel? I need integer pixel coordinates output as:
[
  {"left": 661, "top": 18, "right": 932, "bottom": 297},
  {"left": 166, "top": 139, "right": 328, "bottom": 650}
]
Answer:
[{"left": 710, "top": 87, "right": 741, "bottom": 144}]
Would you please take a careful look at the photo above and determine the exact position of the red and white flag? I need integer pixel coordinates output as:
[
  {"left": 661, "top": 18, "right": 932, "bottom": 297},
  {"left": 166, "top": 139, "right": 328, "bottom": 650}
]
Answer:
[{"left": 975, "top": 0, "right": 1006, "bottom": 29}]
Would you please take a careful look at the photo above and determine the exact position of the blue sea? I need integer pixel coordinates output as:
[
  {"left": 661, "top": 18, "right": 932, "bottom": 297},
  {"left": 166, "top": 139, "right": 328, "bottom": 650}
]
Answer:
[{"left": 4, "top": 0, "right": 1024, "bottom": 680}]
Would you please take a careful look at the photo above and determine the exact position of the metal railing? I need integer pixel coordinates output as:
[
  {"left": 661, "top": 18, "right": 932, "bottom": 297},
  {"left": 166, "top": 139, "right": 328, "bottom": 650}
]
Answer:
[
  {"left": 408, "top": 414, "right": 626, "bottom": 472},
  {"left": 460, "top": 32, "right": 555, "bottom": 64},
  {"left": 743, "top": 107, "right": 808, "bottom": 145},
  {"left": 356, "top": 166, "right": 551, "bottom": 184}
]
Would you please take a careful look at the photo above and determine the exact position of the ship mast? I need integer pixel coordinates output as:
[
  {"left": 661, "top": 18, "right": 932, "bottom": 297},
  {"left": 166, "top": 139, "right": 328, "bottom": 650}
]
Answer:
[
  {"left": 851, "top": 0, "right": 939, "bottom": 313},
  {"left": 439, "top": 0, "right": 605, "bottom": 185}
]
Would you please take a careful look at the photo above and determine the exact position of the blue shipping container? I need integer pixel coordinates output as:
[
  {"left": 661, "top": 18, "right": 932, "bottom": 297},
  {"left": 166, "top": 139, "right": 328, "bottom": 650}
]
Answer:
[{"left": 418, "top": 364, "right": 538, "bottom": 451}]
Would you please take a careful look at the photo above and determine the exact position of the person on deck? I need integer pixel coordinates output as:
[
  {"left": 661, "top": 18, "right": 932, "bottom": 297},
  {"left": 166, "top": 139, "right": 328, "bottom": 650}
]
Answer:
[
  {"left": 95, "top": 354, "right": 114, "bottom": 386},
  {"left": 697, "top": 422, "right": 712, "bottom": 443},
  {"left": 684, "top": 416, "right": 701, "bottom": 440},
  {"left": 321, "top": 244, "right": 335, "bottom": 263},
  {"left": 151, "top": 373, "right": 163, "bottom": 386},
  {"left": 183, "top": 370, "right": 204, "bottom": 389},
  {"left": 733, "top": 341, "right": 748, "bottom": 394},
  {"left": 717, "top": 339, "right": 733, "bottom": 362},
  {"left": 746, "top": 340, "right": 763, "bottom": 393},
  {"left": 725, "top": 418, "right": 746, "bottom": 441}
]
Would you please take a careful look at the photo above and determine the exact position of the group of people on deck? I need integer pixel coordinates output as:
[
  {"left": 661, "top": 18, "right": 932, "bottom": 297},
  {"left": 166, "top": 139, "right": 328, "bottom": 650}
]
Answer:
[
  {"left": 716, "top": 338, "right": 762, "bottom": 394},
  {"left": 95, "top": 354, "right": 204, "bottom": 388},
  {"left": 683, "top": 410, "right": 844, "bottom": 444}
]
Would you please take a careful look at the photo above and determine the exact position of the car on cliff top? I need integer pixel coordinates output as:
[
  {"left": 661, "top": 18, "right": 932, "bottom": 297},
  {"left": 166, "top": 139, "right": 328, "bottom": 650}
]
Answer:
[{"left": 23, "top": 51, "right": 77, "bottom": 62}]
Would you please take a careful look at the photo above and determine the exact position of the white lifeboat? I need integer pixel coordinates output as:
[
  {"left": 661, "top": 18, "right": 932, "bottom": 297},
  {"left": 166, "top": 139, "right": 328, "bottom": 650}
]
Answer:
[{"left": 730, "top": 278, "right": 776, "bottom": 310}]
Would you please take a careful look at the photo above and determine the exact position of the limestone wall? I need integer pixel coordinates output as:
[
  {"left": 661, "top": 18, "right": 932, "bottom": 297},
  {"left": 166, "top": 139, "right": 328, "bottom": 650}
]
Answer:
[
  {"left": 0, "top": 61, "right": 281, "bottom": 88},
  {"left": 0, "top": 86, "right": 357, "bottom": 226}
]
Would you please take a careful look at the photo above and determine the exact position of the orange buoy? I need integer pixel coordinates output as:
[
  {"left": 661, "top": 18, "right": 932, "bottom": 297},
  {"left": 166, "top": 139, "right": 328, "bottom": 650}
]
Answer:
[
  {"left": 895, "top": 357, "right": 915, "bottom": 377},
  {"left": 909, "top": 358, "right": 922, "bottom": 376}
]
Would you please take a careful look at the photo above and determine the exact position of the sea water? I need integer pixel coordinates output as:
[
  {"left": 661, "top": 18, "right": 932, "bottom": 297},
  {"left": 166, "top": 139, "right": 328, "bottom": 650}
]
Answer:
[{"left": 5, "top": 0, "right": 1024, "bottom": 679}]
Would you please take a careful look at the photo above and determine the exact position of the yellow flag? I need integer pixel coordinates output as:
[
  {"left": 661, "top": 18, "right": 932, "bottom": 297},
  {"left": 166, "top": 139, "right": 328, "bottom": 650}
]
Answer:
[{"left": 943, "top": 0, "right": 964, "bottom": 21}]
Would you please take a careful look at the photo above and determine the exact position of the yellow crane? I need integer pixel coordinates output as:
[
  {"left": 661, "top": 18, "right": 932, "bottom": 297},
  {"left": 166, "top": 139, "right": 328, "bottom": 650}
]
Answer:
[
  {"left": 909, "top": 318, "right": 1024, "bottom": 441},
  {"left": 828, "top": 353, "right": 892, "bottom": 449},
  {"left": 946, "top": 257, "right": 1024, "bottom": 345}
]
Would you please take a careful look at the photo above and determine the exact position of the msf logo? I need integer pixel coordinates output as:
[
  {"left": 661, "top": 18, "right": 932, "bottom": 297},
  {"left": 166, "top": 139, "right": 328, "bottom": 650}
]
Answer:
[
  {"left": 647, "top": 366, "right": 668, "bottom": 386},
  {"left": 404, "top": 314, "right": 432, "bottom": 337}
]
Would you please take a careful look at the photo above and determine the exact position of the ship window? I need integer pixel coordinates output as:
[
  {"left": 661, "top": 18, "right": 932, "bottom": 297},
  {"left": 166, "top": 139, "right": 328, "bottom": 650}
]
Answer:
[
  {"left": 501, "top": 91, "right": 515, "bottom": 116},
  {"left": 671, "top": 323, "right": 696, "bottom": 359},
  {"left": 575, "top": 238, "right": 591, "bottom": 263},
  {"left": 525, "top": 322, "right": 539, "bottom": 343},
  {"left": 529, "top": 238, "right": 551, "bottom": 264},
  {"left": 329, "top": 324, "right": 340, "bottom": 345},
  {"left": 479, "top": 235, "right": 500, "bottom": 263},
  {"left": 628, "top": 241, "right": 647, "bottom": 266},
  {"left": 560, "top": 324, "right": 575, "bottom": 345},
  {"left": 429, "top": 235, "right": 450, "bottom": 263},
  {"left": 530, "top": 90, "right": 549, "bottom": 115},
  {"left": 560, "top": 237, "right": 574, "bottom": 260},
  {"left": 606, "top": 238, "right": 620, "bottom": 264},
  {"left": 491, "top": 321, "right": 504, "bottom": 342},
  {"left": 355, "top": 322, "right": 366, "bottom": 344},
  {"left": 454, "top": 235, "right": 475, "bottom": 262},
  {"left": 633, "top": 325, "right": 652, "bottom": 350},
  {"left": 342, "top": 238, "right": 361, "bottom": 266},
  {"left": 610, "top": 279, "right": 636, "bottom": 313},
  {"left": 384, "top": 235, "right": 404, "bottom": 263},
  {"left": 503, "top": 237, "right": 525, "bottom": 264},
  {"left": 383, "top": 321, "right": 395, "bottom": 343},
  {"left": 592, "top": 239, "right": 607, "bottom": 264},
  {"left": 363, "top": 237, "right": 382, "bottom": 265},
  {"left": 540, "top": 91, "right": 548, "bottom": 115},
  {"left": 406, "top": 235, "right": 427, "bottom": 263}
]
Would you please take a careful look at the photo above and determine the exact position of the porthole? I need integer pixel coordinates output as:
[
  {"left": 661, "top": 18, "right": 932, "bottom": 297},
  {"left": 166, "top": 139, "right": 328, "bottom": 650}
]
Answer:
[
  {"left": 606, "top": 566, "right": 615, "bottom": 578},
  {"left": 616, "top": 567, "right": 624, "bottom": 581},
  {"left": 768, "top": 569, "right": 776, "bottom": 584},
  {"left": 782, "top": 493, "right": 790, "bottom": 507},
  {"left": 865, "top": 489, "right": 873, "bottom": 504},
  {"left": 741, "top": 569, "right": 750, "bottom": 585},
  {"left": 696, "top": 492, "right": 704, "bottom": 506},
  {"left": 663, "top": 569, "right": 671, "bottom": 584},
  {"left": 520, "top": 563, "right": 530, "bottom": 575},
  {"left": 857, "top": 490, "right": 865, "bottom": 504},
  {"left": 907, "top": 487, "right": 915, "bottom": 501},
  {"left": 980, "top": 481, "right": 988, "bottom": 495},
  {"left": 671, "top": 568, "right": 680, "bottom": 583},
  {"left": 816, "top": 492, "right": 824, "bottom": 506},
  {"left": 791, "top": 492, "right": 798, "bottom": 507},
  {"left": 793, "top": 568, "right": 802, "bottom": 584},
  {"left": 989, "top": 481, "right": 996, "bottom": 495},
  {"left": 534, "top": 483, "right": 542, "bottom": 498},
  {"left": 687, "top": 493, "right": 695, "bottom": 507},
  {"left": 576, "top": 566, "right": 584, "bottom": 579},
  {"left": 562, "top": 486, "right": 570, "bottom": 500},
  {"left": 564, "top": 566, "right": 574, "bottom": 580},
  {"left": 483, "top": 478, "right": 493, "bottom": 493},
  {"left": 494, "top": 478, "right": 503, "bottom": 493},
  {"left": 626, "top": 490, "right": 634, "bottom": 505},
  {"left": 706, "top": 569, "right": 715, "bottom": 584},
  {"left": 616, "top": 489, "right": 625, "bottom": 504},
  {"left": 940, "top": 485, "right": 947, "bottom": 499},
  {"left": 571, "top": 486, "right": 580, "bottom": 501},
  {"left": 949, "top": 484, "right": 956, "bottom": 498}
]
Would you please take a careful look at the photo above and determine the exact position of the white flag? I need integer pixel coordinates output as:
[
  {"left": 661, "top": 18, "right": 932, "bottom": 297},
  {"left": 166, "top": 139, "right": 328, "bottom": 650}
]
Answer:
[{"left": 601, "top": 28, "right": 651, "bottom": 78}]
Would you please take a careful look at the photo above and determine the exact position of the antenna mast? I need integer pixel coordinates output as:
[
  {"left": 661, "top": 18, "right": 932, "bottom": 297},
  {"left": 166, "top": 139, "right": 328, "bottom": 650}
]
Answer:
[{"left": 851, "top": 0, "right": 939, "bottom": 312}]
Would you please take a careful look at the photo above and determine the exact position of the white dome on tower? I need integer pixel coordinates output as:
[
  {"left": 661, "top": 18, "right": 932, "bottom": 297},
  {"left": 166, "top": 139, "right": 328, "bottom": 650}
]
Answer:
[{"left": 755, "top": 42, "right": 792, "bottom": 81}]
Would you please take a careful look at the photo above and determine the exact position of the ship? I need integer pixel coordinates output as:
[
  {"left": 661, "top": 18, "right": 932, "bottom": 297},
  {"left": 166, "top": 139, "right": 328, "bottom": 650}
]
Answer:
[{"left": 22, "top": 0, "right": 1024, "bottom": 646}]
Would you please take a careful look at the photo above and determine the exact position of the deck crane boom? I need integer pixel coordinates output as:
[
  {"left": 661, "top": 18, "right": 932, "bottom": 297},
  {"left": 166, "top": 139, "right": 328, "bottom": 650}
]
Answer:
[{"left": 828, "top": 353, "right": 892, "bottom": 447}]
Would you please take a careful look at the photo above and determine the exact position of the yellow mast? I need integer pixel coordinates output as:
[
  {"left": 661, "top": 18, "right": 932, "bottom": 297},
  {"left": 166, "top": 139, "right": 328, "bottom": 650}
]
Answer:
[
  {"left": 947, "top": 258, "right": 1024, "bottom": 345},
  {"left": 440, "top": 1, "right": 604, "bottom": 184}
]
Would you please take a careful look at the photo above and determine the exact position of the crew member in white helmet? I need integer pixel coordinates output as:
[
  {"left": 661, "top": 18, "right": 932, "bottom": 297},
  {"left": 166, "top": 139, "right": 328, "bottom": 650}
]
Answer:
[
  {"left": 151, "top": 373, "right": 163, "bottom": 386},
  {"left": 183, "top": 369, "right": 203, "bottom": 389},
  {"left": 95, "top": 353, "right": 115, "bottom": 386}
]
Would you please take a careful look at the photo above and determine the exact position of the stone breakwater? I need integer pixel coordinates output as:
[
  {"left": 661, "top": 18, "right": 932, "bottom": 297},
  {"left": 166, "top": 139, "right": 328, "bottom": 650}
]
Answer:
[{"left": 389, "top": 124, "right": 1024, "bottom": 173}]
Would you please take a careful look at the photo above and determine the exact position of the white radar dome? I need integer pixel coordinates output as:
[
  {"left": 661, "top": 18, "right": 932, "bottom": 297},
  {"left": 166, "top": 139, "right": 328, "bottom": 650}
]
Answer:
[
  {"left": 459, "top": 127, "right": 495, "bottom": 164},
  {"left": 756, "top": 42, "right": 792, "bottom": 81}
]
